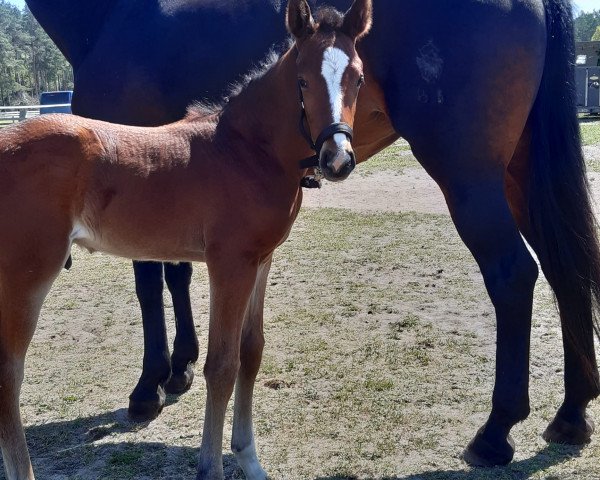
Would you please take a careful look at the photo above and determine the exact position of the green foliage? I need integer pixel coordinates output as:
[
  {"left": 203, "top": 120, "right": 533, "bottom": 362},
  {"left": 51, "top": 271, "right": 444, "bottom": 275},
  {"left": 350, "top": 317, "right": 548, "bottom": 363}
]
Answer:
[
  {"left": 0, "top": 0, "right": 73, "bottom": 105},
  {"left": 575, "top": 10, "right": 600, "bottom": 42},
  {"left": 580, "top": 119, "right": 600, "bottom": 147},
  {"left": 593, "top": 25, "right": 600, "bottom": 41}
]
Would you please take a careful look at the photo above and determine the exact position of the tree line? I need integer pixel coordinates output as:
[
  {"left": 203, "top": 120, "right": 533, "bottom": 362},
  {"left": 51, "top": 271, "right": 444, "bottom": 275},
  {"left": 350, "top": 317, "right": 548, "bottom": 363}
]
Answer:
[
  {"left": 576, "top": 10, "right": 600, "bottom": 41},
  {"left": 0, "top": 0, "right": 72, "bottom": 106}
]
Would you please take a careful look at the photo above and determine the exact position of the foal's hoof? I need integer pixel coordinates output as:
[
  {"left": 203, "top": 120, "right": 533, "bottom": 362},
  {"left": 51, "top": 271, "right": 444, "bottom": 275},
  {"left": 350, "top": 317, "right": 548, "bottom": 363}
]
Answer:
[
  {"left": 543, "top": 413, "right": 594, "bottom": 445},
  {"left": 128, "top": 385, "right": 166, "bottom": 422},
  {"left": 165, "top": 364, "right": 195, "bottom": 395},
  {"left": 463, "top": 430, "right": 515, "bottom": 467}
]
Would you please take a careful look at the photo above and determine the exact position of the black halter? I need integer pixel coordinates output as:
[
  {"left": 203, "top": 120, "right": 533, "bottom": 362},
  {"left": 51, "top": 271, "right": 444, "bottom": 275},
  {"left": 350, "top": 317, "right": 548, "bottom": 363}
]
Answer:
[{"left": 297, "top": 81, "right": 354, "bottom": 188}]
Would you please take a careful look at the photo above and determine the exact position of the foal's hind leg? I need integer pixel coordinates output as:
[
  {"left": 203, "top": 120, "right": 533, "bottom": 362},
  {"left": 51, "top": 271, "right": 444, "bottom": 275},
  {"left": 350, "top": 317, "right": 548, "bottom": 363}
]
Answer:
[
  {"left": 164, "top": 262, "right": 199, "bottom": 394},
  {"left": 231, "top": 258, "right": 271, "bottom": 480},
  {"left": 0, "top": 257, "right": 66, "bottom": 479},
  {"left": 441, "top": 175, "right": 538, "bottom": 466},
  {"left": 0, "top": 290, "right": 38, "bottom": 480}
]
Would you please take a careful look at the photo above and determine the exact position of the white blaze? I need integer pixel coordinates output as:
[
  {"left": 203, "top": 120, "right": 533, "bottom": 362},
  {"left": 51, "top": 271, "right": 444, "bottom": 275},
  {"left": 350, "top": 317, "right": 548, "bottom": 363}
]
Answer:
[{"left": 321, "top": 46, "right": 350, "bottom": 123}]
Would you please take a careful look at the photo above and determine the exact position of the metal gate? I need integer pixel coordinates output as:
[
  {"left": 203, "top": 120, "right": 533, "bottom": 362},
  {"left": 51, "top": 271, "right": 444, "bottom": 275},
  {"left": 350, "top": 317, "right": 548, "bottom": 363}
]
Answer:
[{"left": 576, "top": 67, "right": 600, "bottom": 115}]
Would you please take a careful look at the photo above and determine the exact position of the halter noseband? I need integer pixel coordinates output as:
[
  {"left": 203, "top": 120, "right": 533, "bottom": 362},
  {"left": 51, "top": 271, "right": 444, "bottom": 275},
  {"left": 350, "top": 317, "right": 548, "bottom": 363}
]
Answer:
[{"left": 297, "top": 81, "right": 354, "bottom": 188}]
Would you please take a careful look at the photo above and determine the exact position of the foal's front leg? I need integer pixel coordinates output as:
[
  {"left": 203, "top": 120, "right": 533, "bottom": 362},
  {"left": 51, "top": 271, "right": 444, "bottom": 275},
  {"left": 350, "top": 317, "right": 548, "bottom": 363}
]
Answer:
[
  {"left": 232, "top": 258, "right": 272, "bottom": 480},
  {"left": 197, "top": 254, "right": 259, "bottom": 480}
]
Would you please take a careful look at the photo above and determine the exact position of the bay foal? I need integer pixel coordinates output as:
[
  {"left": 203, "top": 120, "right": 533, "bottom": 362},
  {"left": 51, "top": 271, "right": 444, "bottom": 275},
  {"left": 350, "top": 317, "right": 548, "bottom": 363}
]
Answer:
[{"left": 0, "top": 1, "right": 372, "bottom": 478}]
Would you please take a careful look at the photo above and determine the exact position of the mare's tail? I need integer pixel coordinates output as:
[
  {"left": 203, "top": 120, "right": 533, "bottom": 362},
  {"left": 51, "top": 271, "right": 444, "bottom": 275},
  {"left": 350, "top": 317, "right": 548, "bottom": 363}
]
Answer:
[{"left": 527, "top": 0, "right": 600, "bottom": 394}]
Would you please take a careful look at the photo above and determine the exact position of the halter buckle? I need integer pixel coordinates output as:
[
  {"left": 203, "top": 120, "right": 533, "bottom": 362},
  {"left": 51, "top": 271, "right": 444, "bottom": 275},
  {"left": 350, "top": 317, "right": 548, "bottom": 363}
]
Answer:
[{"left": 300, "top": 166, "right": 324, "bottom": 189}]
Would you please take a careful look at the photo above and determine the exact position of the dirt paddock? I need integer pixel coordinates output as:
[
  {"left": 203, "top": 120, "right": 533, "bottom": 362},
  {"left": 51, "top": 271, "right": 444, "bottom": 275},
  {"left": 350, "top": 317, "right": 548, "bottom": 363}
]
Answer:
[{"left": 3, "top": 142, "right": 600, "bottom": 479}]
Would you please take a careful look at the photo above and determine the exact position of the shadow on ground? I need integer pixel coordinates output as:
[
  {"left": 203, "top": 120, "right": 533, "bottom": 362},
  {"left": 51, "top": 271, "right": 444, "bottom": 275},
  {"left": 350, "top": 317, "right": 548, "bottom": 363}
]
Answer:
[
  {"left": 3, "top": 408, "right": 585, "bottom": 480},
  {"left": 315, "top": 443, "right": 585, "bottom": 480},
  {"left": 0, "top": 408, "right": 243, "bottom": 480}
]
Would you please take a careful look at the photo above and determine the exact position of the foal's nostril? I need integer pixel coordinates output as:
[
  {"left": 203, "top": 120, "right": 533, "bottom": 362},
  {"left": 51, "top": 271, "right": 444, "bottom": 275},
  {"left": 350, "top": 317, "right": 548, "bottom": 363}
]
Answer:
[
  {"left": 348, "top": 150, "right": 356, "bottom": 168},
  {"left": 323, "top": 151, "right": 337, "bottom": 172},
  {"left": 324, "top": 149, "right": 349, "bottom": 174}
]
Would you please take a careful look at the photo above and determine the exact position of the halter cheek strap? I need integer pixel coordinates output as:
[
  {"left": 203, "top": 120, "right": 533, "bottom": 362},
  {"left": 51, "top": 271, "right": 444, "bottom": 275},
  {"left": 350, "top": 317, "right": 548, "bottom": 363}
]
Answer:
[{"left": 297, "top": 82, "right": 354, "bottom": 188}]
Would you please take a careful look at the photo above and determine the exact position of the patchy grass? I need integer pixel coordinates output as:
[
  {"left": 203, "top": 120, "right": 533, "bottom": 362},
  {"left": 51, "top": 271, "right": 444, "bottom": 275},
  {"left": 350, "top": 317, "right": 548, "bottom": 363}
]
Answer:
[
  {"left": 355, "top": 122, "right": 600, "bottom": 178},
  {"left": 7, "top": 207, "right": 600, "bottom": 479},
  {"left": 357, "top": 140, "right": 418, "bottom": 175},
  {"left": 581, "top": 118, "right": 600, "bottom": 146}
]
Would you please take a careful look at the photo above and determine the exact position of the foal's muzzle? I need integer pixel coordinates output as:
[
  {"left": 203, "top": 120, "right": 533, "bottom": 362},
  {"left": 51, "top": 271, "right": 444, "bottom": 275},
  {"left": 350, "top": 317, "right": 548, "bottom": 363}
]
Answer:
[
  {"left": 299, "top": 122, "right": 355, "bottom": 185},
  {"left": 319, "top": 133, "right": 356, "bottom": 182}
]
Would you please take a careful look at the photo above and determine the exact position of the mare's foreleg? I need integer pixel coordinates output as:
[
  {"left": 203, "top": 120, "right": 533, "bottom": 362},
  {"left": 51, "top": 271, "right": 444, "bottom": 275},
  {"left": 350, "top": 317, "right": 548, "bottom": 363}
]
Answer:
[
  {"left": 232, "top": 259, "right": 272, "bottom": 480},
  {"left": 129, "top": 261, "right": 171, "bottom": 421},
  {"left": 197, "top": 253, "right": 259, "bottom": 480},
  {"left": 444, "top": 178, "right": 538, "bottom": 466},
  {"left": 164, "top": 262, "right": 199, "bottom": 394}
]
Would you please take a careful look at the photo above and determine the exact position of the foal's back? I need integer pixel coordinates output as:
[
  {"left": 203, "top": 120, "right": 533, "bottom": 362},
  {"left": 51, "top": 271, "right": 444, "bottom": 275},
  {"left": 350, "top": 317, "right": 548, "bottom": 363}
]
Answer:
[{"left": 0, "top": 114, "right": 201, "bottom": 173}]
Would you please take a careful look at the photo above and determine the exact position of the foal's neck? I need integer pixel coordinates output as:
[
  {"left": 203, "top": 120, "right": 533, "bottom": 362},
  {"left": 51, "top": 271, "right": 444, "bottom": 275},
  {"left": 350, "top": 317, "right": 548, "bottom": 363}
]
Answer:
[{"left": 219, "top": 49, "right": 314, "bottom": 177}]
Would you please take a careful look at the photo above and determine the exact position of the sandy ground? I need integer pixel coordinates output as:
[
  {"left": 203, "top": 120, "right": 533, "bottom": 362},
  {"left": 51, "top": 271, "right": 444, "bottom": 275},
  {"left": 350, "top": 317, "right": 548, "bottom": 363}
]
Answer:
[
  {"left": 305, "top": 145, "right": 600, "bottom": 217},
  {"left": 303, "top": 168, "right": 448, "bottom": 215}
]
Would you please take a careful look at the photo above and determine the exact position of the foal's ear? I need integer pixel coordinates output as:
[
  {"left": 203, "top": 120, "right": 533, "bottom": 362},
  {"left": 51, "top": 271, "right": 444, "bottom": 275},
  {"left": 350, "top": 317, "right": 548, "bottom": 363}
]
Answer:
[
  {"left": 286, "top": 0, "right": 316, "bottom": 39},
  {"left": 342, "top": 0, "right": 373, "bottom": 41}
]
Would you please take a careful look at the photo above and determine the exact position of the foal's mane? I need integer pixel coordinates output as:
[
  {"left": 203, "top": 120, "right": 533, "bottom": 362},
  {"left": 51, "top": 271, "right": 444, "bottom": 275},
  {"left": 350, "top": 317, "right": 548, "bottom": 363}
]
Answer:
[
  {"left": 185, "top": 6, "right": 345, "bottom": 121},
  {"left": 185, "top": 46, "right": 286, "bottom": 120}
]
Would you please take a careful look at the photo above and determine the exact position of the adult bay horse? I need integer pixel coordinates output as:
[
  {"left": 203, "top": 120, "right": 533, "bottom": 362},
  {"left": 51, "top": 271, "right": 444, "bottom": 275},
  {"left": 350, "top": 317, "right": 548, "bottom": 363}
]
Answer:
[
  {"left": 26, "top": 0, "right": 600, "bottom": 470},
  {"left": 0, "top": 1, "right": 372, "bottom": 478}
]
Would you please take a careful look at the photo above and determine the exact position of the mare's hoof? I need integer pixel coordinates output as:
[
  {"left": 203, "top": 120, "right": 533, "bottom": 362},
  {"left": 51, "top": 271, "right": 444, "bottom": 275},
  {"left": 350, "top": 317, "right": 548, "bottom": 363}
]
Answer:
[
  {"left": 463, "top": 430, "right": 515, "bottom": 467},
  {"left": 128, "top": 385, "right": 166, "bottom": 422},
  {"left": 165, "top": 364, "right": 195, "bottom": 394},
  {"left": 543, "top": 413, "right": 594, "bottom": 445}
]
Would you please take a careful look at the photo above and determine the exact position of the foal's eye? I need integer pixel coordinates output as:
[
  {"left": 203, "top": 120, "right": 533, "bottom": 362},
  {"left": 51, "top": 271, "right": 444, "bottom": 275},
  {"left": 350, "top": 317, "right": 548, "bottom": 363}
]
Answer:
[
  {"left": 357, "top": 74, "right": 365, "bottom": 87},
  {"left": 298, "top": 78, "right": 308, "bottom": 89}
]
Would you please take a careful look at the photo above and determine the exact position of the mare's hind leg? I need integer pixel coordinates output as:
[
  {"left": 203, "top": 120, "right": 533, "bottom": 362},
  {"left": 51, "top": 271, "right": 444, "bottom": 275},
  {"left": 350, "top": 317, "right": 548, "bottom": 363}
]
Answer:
[
  {"left": 231, "top": 259, "right": 271, "bottom": 480},
  {"left": 441, "top": 175, "right": 538, "bottom": 466},
  {"left": 0, "top": 252, "right": 67, "bottom": 479},
  {"left": 164, "top": 262, "right": 199, "bottom": 394},
  {"left": 505, "top": 135, "right": 598, "bottom": 445}
]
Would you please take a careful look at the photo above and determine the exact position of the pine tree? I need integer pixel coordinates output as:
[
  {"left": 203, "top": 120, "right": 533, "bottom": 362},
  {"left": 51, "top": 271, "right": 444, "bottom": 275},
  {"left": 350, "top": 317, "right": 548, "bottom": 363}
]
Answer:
[{"left": 0, "top": 0, "right": 72, "bottom": 105}]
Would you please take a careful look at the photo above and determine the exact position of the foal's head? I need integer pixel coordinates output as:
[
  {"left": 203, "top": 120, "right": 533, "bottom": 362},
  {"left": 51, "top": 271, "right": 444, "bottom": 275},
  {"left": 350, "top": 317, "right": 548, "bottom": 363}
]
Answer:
[{"left": 287, "top": 0, "right": 372, "bottom": 182}]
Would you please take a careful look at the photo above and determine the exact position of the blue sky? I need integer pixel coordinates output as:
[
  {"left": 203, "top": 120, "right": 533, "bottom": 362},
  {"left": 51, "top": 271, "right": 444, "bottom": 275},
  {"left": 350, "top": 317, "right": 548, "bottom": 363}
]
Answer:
[
  {"left": 4, "top": 0, "right": 600, "bottom": 14},
  {"left": 577, "top": 0, "right": 600, "bottom": 13},
  {"left": 4, "top": 0, "right": 600, "bottom": 12}
]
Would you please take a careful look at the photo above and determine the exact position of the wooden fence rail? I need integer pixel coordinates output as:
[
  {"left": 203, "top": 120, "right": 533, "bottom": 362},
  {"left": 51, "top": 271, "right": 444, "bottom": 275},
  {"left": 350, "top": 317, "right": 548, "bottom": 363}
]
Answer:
[{"left": 0, "top": 104, "right": 71, "bottom": 127}]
